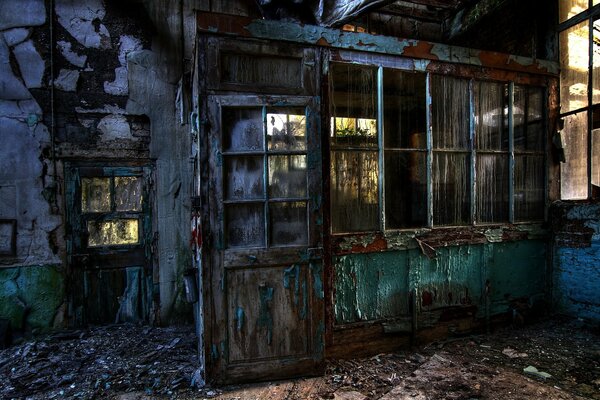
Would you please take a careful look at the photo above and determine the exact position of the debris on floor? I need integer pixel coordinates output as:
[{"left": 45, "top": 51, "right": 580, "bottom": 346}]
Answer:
[{"left": 0, "top": 317, "right": 598, "bottom": 399}]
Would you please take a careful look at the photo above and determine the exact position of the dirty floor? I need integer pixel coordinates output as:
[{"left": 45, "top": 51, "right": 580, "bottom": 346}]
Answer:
[{"left": 1, "top": 317, "right": 598, "bottom": 399}]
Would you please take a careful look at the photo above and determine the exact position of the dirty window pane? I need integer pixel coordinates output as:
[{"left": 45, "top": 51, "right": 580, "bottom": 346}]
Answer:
[
  {"left": 560, "top": 22, "right": 589, "bottom": 113},
  {"left": 385, "top": 151, "right": 427, "bottom": 229},
  {"left": 331, "top": 151, "right": 379, "bottom": 232},
  {"left": 87, "top": 219, "right": 139, "bottom": 247},
  {"left": 221, "top": 53, "right": 302, "bottom": 89},
  {"left": 224, "top": 156, "right": 265, "bottom": 201},
  {"left": 225, "top": 204, "right": 265, "bottom": 248},
  {"left": 82, "top": 178, "right": 111, "bottom": 213},
  {"left": 432, "top": 75, "right": 470, "bottom": 150},
  {"left": 267, "top": 108, "right": 306, "bottom": 151},
  {"left": 559, "top": 0, "right": 588, "bottom": 23},
  {"left": 433, "top": 153, "right": 471, "bottom": 225},
  {"left": 474, "top": 81, "right": 509, "bottom": 151},
  {"left": 593, "top": 19, "right": 600, "bottom": 105},
  {"left": 476, "top": 155, "right": 509, "bottom": 223},
  {"left": 515, "top": 155, "right": 545, "bottom": 221},
  {"left": 330, "top": 64, "right": 378, "bottom": 148},
  {"left": 114, "top": 177, "right": 143, "bottom": 212},
  {"left": 222, "top": 107, "right": 264, "bottom": 152},
  {"left": 268, "top": 155, "right": 307, "bottom": 198},
  {"left": 383, "top": 70, "right": 426, "bottom": 149},
  {"left": 515, "top": 86, "right": 545, "bottom": 152},
  {"left": 561, "top": 112, "right": 588, "bottom": 199},
  {"left": 593, "top": 129, "right": 600, "bottom": 190},
  {"left": 269, "top": 202, "right": 307, "bottom": 246}
]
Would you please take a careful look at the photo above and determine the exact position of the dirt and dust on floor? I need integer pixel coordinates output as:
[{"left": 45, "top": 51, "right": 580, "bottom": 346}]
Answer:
[{"left": 0, "top": 316, "right": 598, "bottom": 399}]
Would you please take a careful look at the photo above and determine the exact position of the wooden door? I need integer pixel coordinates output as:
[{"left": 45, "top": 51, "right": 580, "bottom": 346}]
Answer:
[
  {"left": 205, "top": 95, "right": 324, "bottom": 383},
  {"left": 66, "top": 165, "right": 154, "bottom": 325}
]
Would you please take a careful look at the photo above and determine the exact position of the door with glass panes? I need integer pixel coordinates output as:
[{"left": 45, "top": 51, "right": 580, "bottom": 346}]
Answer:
[
  {"left": 66, "top": 165, "right": 153, "bottom": 325},
  {"left": 205, "top": 96, "right": 324, "bottom": 382}
]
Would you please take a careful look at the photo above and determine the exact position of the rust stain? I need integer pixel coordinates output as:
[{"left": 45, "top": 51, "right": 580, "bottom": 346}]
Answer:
[
  {"left": 402, "top": 41, "right": 438, "bottom": 59},
  {"left": 316, "top": 37, "right": 331, "bottom": 47},
  {"left": 422, "top": 290, "right": 433, "bottom": 306}
]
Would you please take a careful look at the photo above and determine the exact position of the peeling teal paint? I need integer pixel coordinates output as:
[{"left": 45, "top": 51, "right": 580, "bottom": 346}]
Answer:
[
  {"left": 300, "top": 280, "right": 308, "bottom": 320},
  {"left": 235, "top": 306, "right": 245, "bottom": 332},
  {"left": 283, "top": 264, "right": 300, "bottom": 306},
  {"left": 211, "top": 344, "right": 219, "bottom": 360},
  {"left": 430, "top": 44, "right": 482, "bottom": 66},
  {"left": 484, "top": 228, "right": 504, "bottom": 243},
  {"left": 310, "top": 262, "right": 324, "bottom": 300},
  {"left": 258, "top": 285, "right": 274, "bottom": 345}
]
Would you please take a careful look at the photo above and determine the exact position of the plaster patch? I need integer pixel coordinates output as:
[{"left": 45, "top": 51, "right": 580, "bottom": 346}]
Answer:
[
  {"left": 75, "top": 104, "right": 126, "bottom": 114},
  {"left": 118, "top": 35, "right": 143, "bottom": 66},
  {"left": 55, "top": 0, "right": 111, "bottom": 49},
  {"left": 0, "top": 38, "right": 31, "bottom": 100},
  {"left": 57, "top": 40, "right": 87, "bottom": 68},
  {"left": 103, "top": 66, "right": 128, "bottom": 95},
  {"left": 3, "top": 28, "right": 31, "bottom": 47},
  {"left": 0, "top": 0, "right": 46, "bottom": 31},
  {"left": 13, "top": 40, "right": 45, "bottom": 88},
  {"left": 54, "top": 69, "right": 80, "bottom": 92},
  {"left": 97, "top": 115, "right": 131, "bottom": 140}
]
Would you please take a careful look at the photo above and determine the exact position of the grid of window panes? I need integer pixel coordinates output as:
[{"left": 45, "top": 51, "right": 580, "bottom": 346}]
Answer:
[
  {"left": 222, "top": 106, "right": 309, "bottom": 248},
  {"left": 330, "top": 63, "right": 547, "bottom": 233},
  {"left": 558, "top": 0, "right": 600, "bottom": 199}
]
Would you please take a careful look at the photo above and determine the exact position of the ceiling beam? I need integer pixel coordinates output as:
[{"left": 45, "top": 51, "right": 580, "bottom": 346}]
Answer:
[{"left": 446, "top": 0, "right": 510, "bottom": 40}]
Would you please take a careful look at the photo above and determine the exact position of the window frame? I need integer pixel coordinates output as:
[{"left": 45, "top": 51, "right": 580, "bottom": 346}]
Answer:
[
  {"left": 558, "top": 0, "right": 600, "bottom": 199},
  {"left": 328, "top": 60, "right": 549, "bottom": 235}
]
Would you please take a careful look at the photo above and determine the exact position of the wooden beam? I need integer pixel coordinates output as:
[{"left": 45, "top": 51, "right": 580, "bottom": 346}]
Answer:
[{"left": 446, "top": 0, "right": 510, "bottom": 40}]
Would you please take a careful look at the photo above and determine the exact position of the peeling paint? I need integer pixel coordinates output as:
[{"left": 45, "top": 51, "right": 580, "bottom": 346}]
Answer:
[
  {"left": 310, "top": 262, "right": 324, "bottom": 300},
  {"left": 257, "top": 285, "right": 274, "bottom": 345},
  {"left": 235, "top": 306, "right": 244, "bottom": 332}
]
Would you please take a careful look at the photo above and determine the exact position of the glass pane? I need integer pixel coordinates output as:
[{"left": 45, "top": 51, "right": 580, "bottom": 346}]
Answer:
[
  {"left": 593, "top": 19, "right": 600, "bottom": 105},
  {"left": 432, "top": 75, "right": 470, "bottom": 150},
  {"left": 330, "top": 64, "right": 378, "bottom": 148},
  {"left": 384, "top": 151, "right": 427, "bottom": 229},
  {"left": 515, "top": 155, "right": 545, "bottom": 221},
  {"left": 224, "top": 156, "right": 264, "bottom": 201},
  {"left": 560, "top": 22, "right": 589, "bottom": 113},
  {"left": 561, "top": 112, "right": 588, "bottom": 199},
  {"left": 268, "top": 155, "right": 307, "bottom": 198},
  {"left": 225, "top": 203, "right": 265, "bottom": 248},
  {"left": 331, "top": 151, "right": 379, "bottom": 232},
  {"left": 115, "top": 177, "right": 142, "bottom": 212},
  {"left": 267, "top": 108, "right": 306, "bottom": 151},
  {"left": 433, "top": 153, "right": 470, "bottom": 225},
  {"left": 474, "top": 81, "right": 508, "bottom": 151},
  {"left": 88, "top": 219, "right": 139, "bottom": 247},
  {"left": 82, "top": 178, "right": 111, "bottom": 213},
  {"left": 515, "top": 86, "right": 545, "bottom": 152},
  {"left": 222, "top": 107, "right": 264, "bottom": 152},
  {"left": 593, "top": 129, "right": 600, "bottom": 190},
  {"left": 269, "top": 202, "right": 307, "bottom": 246},
  {"left": 383, "top": 69, "right": 426, "bottom": 149},
  {"left": 559, "top": 0, "right": 588, "bottom": 23},
  {"left": 476, "top": 154, "right": 509, "bottom": 223}
]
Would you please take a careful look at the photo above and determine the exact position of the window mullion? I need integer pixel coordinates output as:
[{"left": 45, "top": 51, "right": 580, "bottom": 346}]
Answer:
[
  {"left": 508, "top": 82, "right": 515, "bottom": 223},
  {"left": 263, "top": 106, "right": 269, "bottom": 248},
  {"left": 426, "top": 72, "right": 433, "bottom": 228},
  {"left": 377, "top": 66, "right": 385, "bottom": 231},
  {"left": 469, "top": 79, "right": 476, "bottom": 225}
]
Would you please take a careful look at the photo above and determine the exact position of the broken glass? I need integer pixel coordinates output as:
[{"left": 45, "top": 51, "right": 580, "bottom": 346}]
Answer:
[
  {"left": 474, "top": 81, "right": 508, "bottom": 151},
  {"left": 515, "top": 155, "right": 545, "bottom": 221},
  {"left": 82, "top": 178, "right": 111, "bottom": 213},
  {"left": 561, "top": 112, "right": 588, "bottom": 199},
  {"left": 87, "top": 219, "right": 139, "bottom": 247},
  {"left": 268, "top": 155, "right": 307, "bottom": 198},
  {"left": 269, "top": 202, "right": 308, "bottom": 246},
  {"left": 267, "top": 108, "right": 306, "bottom": 151},
  {"left": 224, "top": 156, "right": 265, "bottom": 201},
  {"left": 225, "top": 203, "right": 265, "bottom": 248},
  {"left": 222, "top": 107, "right": 264, "bottom": 152},
  {"left": 476, "top": 154, "right": 509, "bottom": 223},
  {"left": 433, "top": 153, "right": 470, "bottom": 226},
  {"left": 432, "top": 75, "right": 470, "bottom": 150},
  {"left": 115, "top": 177, "right": 143, "bottom": 212},
  {"left": 384, "top": 151, "right": 427, "bottom": 229}
]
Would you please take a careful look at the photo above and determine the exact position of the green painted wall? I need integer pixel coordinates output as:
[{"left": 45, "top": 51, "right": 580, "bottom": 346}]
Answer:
[
  {"left": 0, "top": 264, "right": 65, "bottom": 332},
  {"left": 334, "top": 241, "right": 547, "bottom": 324}
]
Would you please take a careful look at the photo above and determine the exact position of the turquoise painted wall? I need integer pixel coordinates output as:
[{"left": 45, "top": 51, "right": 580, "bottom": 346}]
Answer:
[
  {"left": 552, "top": 203, "right": 600, "bottom": 321},
  {"left": 334, "top": 241, "right": 547, "bottom": 324},
  {"left": 0, "top": 264, "right": 65, "bottom": 332}
]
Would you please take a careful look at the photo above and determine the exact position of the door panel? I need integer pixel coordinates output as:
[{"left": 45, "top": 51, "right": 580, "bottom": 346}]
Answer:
[{"left": 205, "top": 95, "right": 324, "bottom": 383}]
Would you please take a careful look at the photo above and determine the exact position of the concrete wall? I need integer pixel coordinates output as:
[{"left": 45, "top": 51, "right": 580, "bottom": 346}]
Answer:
[{"left": 551, "top": 202, "right": 600, "bottom": 321}]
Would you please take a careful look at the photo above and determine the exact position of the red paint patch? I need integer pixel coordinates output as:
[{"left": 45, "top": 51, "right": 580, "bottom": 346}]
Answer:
[
  {"left": 402, "top": 41, "right": 438, "bottom": 60},
  {"left": 316, "top": 37, "right": 331, "bottom": 47}
]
